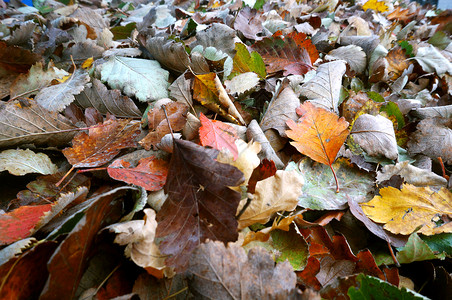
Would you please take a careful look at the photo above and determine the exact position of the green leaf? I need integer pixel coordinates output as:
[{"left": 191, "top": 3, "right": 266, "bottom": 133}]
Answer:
[
  {"left": 366, "top": 91, "right": 385, "bottom": 103},
  {"left": 348, "top": 274, "right": 430, "bottom": 299},
  {"left": 229, "top": 43, "right": 266, "bottom": 80},
  {"left": 399, "top": 40, "right": 414, "bottom": 57},
  {"left": 110, "top": 23, "right": 136, "bottom": 40},
  {"left": 287, "top": 158, "right": 374, "bottom": 210},
  {"left": 100, "top": 56, "right": 169, "bottom": 102},
  {"left": 428, "top": 31, "right": 451, "bottom": 50},
  {"left": 380, "top": 102, "right": 405, "bottom": 129},
  {"left": 421, "top": 233, "right": 452, "bottom": 257},
  {"left": 253, "top": 0, "right": 266, "bottom": 9},
  {"left": 396, "top": 233, "right": 445, "bottom": 264}
]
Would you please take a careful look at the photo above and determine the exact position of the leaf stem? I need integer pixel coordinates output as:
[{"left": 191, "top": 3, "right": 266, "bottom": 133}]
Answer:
[
  {"left": 55, "top": 166, "right": 74, "bottom": 187},
  {"left": 329, "top": 164, "right": 340, "bottom": 193}
]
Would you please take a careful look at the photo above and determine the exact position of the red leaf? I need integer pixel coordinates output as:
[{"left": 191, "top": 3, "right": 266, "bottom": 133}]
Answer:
[
  {"left": 247, "top": 159, "right": 277, "bottom": 194},
  {"left": 108, "top": 156, "right": 168, "bottom": 191},
  {"left": 63, "top": 119, "right": 140, "bottom": 168},
  {"left": 0, "top": 204, "right": 52, "bottom": 245},
  {"left": 297, "top": 257, "right": 322, "bottom": 291},
  {"left": 199, "top": 112, "right": 239, "bottom": 159},
  {"left": 156, "top": 139, "right": 244, "bottom": 271}
]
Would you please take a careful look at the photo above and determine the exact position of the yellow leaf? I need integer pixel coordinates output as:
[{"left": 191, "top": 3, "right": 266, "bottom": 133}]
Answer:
[
  {"left": 361, "top": 184, "right": 452, "bottom": 235},
  {"left": 363, "top": 0, "right": 388, "bottom": 12},
  {"left": 82, "top": 57, "right": 94, "bottom": 69}
]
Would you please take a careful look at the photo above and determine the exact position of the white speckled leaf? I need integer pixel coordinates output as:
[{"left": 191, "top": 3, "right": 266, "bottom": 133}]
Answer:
[{"left": 100, "top": 56, "right": 169, "bottom": 102}]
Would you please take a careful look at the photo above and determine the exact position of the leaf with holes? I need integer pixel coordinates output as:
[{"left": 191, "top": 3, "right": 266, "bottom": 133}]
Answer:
[{"left": 286, "top": 102, "right": 349, "bottom": 192}]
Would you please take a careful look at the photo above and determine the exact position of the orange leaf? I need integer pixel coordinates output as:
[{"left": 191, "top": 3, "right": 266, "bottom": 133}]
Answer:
[
  {"left": 63, "top": 119, "right": 140, "bottom": 168},
  {"left": 199, "top": 112, "right": 239, "bottom": 159},
  {"left": 108, "top": 156, "right": 168, "bottom": 191},
  {"left": 286, "top": 102, "right": 349, "bottom": 191}
]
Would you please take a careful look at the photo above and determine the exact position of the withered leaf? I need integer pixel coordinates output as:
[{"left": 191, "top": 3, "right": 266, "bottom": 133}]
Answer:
[
  {"left": 63, "top": 119, "right": 140, "bottom": 168},
  {"left": 156, "top": 139, "right": 244, "bottom": 271}
]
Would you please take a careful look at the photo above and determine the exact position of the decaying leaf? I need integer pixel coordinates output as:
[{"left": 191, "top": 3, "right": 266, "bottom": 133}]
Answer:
[
  {"left": 238, "top": 170, "right": 304, "bottom": 229},
  {"left": 156, "top": 139, "right": 244, "bottom": 271},
  {"left": 187, "top": 241, "right": 297, "bottom": 299},
  {"left": 286, "top": 102, "right": 349, "bottom": 192},
  {"left": 351, "top": 114, "right": 398, "bottom": 161},
  {"left": 0, "top": 149, "right": 57, "bottom": 176},
  {"left": 63, "top": 119, "right": 140, "bottom": 168},
  {"left": 361, "top": 184, "right": 452, "bottom": 235}
]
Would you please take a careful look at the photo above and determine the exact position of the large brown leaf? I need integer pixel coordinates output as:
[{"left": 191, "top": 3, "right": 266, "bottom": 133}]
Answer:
[
  {"left": 156, "top": 139, "right": 244, "bottom": 271},
  {"left": 63, "top": 119, "right": 140, "bottom": 168},
  {"left": 0, "top": 99, "right": 77, "bottom": 148}
]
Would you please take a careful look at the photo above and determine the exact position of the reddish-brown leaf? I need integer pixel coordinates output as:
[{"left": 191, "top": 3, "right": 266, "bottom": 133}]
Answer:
[
  {"left": 297, "top": 257, "right": 322, "bottom": 291},
  {"left": 0, "top": 41, "right": 41, "bottom": 74},
  {"left": 286, "top": 102, "right": 349, "bottom": 191},
  {"left": 139, "top": 102, "right": 188, "bottom": 150},
  {"left": 63, "top": 119, "right": 140, "bottom": 168},
  {"left": 247, "top": 159, "right": 277, "bottom": 194},
  {"left": 199, "top": 112, "right": 239, "bottom": 159},
  {"left": 156, "top": 139, "right": 244, "bottom": 271},
  {"left": 108, "top": 156, "right": 168, "bottom": 191}
]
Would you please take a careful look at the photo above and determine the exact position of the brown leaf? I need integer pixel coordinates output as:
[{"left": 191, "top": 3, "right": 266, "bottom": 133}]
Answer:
[
  {"left": 139, "top": 102, "right": 188, "bottom": 150},
  {"left": 233, "top": 7, "right": 264, "bottom": 40},
  {"left": 187, "top": 241, "right": 297, "bottom": 299},
  {"left": 0, "top": 41, "right": 41, "bottom": 74},
  {"left": 156, "top": 139, "right": 244, "bottom": 271},
  {"left": 63, "top": 119, "right": 140, "bottom": 168}
]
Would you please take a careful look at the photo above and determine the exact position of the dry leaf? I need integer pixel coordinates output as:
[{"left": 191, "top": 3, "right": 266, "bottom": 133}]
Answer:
[
  {"left": 199, "top": 112, "right": 239, "bottom": 159},
  {"left": 0, "top": 149, "right": 57, "bottom": 176},
  {"left": 361, "top": 184, "right": 452, "bottom": 235}
]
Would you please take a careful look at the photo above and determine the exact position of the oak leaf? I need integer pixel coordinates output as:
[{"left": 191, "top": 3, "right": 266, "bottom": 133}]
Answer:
[
  {"left": 155, "top": 139, "right": 244, "bottom": 271},
  {"left": 63, "top": 119, "right": 140, "bottom": 168},
  {"left": 108, "top": 156, "right": 168, "bottom": 191},
  {"left": 361, "top": 184, "right": 452, "bottom": 235},
  {"left": 286, "top": 102, "right": 349, "bottom": 192},
  {"left": 199, "top": 112, "right": 239, "bottom": 159}
]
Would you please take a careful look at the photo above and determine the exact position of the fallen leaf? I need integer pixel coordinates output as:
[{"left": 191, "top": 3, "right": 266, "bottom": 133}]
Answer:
[
  {"left": 361, "top": 184, "right": 452, "bottom": 235},
  {"left": 233, "top": 7, "right": 264, "bottom": 41},
  {"left": 169, "top": 73, "right": 193, "bottom": 106},
  {"left": 387, "top": 7, "right": 417, "bottom": 23},
  {"left": 362, "top": 0, "right": 388, "bottom": 12},
  {"left": 63, "top": 119, "right": 140, "bottom": 168},
  {"left": 191, "top": 23, "right": 237, "bottom": 58},
  {"left": 386, "top": 46, "right": 412, "bottom": 81},
  {"left": 0, "top": 41, "right": 41, "bottom": 74},
  {"left": 407, "top": 117, "right": 452, "bottom": 164},
  {"left": 299, "top": 60, "right": 346, "bottom": 113},
  {"left": 145, "top": 37, "right": 190, "bottom": 74},
  {"left": 351, "top": 114, "right": 398, "bottom": 160},
  {"left": 155, "top": 139, "right": 244, "bottom": 271},
  {"left": 108, "top": 156, "right": 168, "bottom": 191},
  {"left": 0, "top": 99, "right": 77, "bottom": 148},
  {"left": 224, "top": 72, "right": 260, "bottom": 95},
  {"left": 238, "top": 170, "right": 304, "bottom": 229},
  {"left": 247, "top": 159, "right": 277, "bottom": 194},
  {"left": 199, "top": 112, "right": 239, "bottom": 159},
  {"left": 396, "top": 233, "right": 444, "bottom": 264},
  {"left": 247, "top": 119, "right": 284, "bottom": 168},
  {"left": 325, "top": 45, "right": 367, "bottom": 74},
  {"left": 0, "top": 149, "right": 57, "bottom": 176},
  {"left": 414, "top": 44, "right": 452, "bottom": 76},
  {"left": 100, "top": 56, "right": 169, "bottom": 102},
  {"left": 242, "top": 214, "right": 298, "bottom": 246},
  {"left": 229, "top": 43, "right": 266, "bottom": 79},
  {"left": 139, "top": 102, "right": 188, "bottom": 150},
  {"left": 286, "top": 102, "right": 349, "bottom": 192},
  {"left": 132, "top": 272, "right": 189, "bottom": 300},
  {"left": 187, "top": 241, "right": 298, "bottom": 299},
  {"left": 34, "top": 69, "right": 90, "bottom": 112}
]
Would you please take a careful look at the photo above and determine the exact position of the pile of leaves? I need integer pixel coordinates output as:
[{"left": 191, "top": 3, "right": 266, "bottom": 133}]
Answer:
[{"left": 0, "top": 0, "right": 451, "bottom": 298}]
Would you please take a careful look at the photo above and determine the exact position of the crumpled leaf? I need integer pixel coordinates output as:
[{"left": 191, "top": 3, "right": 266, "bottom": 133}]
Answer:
[
  {"left": 414, "top": 44, "right": 452, "bottom": 76},
  {"left": 325, "top": 45, "right": 367, "bottom": 74},
  {"left": 35, "top": 69, "right": 90, "bottom": 112},
  {"left": 63, "top": 119, "right": 140, "bottom": 168},
  {"left": 0, "top": 149, "right": 57, "bottom": 176},
  {"left": 292, "top": 158, "right": 375, "bottom": 210},
  {"left": 199, "top": 113, "right": 239, "bottom": 158},
  {"left": 109, "top": 209, "right": 167, "bottom": 272},
  {"left": 156, "top": 139, "right": 244, "bottom": 271},
  {"left": 286, "top": 102, "right": 349, "bottom": 192},
  {"left": 361, "top": 184, "right": 452, "bottom": 236},
  {"left": 0, "top": 99, "right": 77, "bottom": 148},
  {"left": 75, "top": 79, "right": 141, "bottom": 118},
  {"left": 238, "top": 170, "right": 304, "bottom": 229},
  {"left": 407, "top": 117, "right": 452, "bottom": 164},
  {"left": 108, "top": 156, "right": 168, "bottom": 191},
  {"left": 187, "top": 241, "right": 297, "bottom": 299},
  {"left": 299, "top": 60, "right": 346, "bottom": 113},
  {"left": 10, "top": 62, "right": 68, "bottom": 98},
  {"left": 376, "top": 161, "right": 447, "bottom": 188},
  {"left": 100, "top": 56, "right": 169, "bottom": 102},
  {"left": 351, "top": 114, "right": 398, "bottom": 160}
]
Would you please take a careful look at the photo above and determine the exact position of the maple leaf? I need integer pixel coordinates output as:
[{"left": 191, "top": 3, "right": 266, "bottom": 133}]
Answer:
[
  {"left": 139, "top": 102, "right": 189, "bottom": 150},
  {"left": 286, "top": 102, "right": 349, "bottom": 192},
  {"left": 199, "top": 112, "right": 239, "bottom": 159},
  {"left": 155, "top": 139, "right": 244, "bottom": 271},
  {"left": 361, "top": 184, "right": 452, "bottom": 236},
  {"left": 107, "top": 156, "right": 168, "bottom": 191},
  {"left": 63, "top": 119, "right": 140, "bottom": 168}
]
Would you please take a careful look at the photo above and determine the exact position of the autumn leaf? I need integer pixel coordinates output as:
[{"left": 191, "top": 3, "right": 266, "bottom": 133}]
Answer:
[
  {"left": 63, "top": 119, "right": 140, "bottom": 168},
  {"left": 108, "top": 156, "right": 168, "bottom": 191},
  {"left": 361, "top": 184, "right": 452, "bottom": 235},
  {"left": 156, "top": 139, "right": 244, "bottom": 271},
  {"left": 362, "top": 0, "right": 388, "bottom": 12},
  {"left": 286, "top": 102, "right": 350, "bottom": 192},
  {"left": 229, "top": 43, "right": 266, "bottom": 79},
  {"left": 199, "top": 112, "right": 239, "bottom": 159}
]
